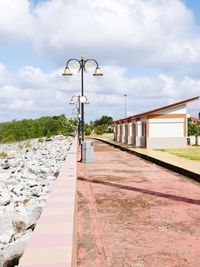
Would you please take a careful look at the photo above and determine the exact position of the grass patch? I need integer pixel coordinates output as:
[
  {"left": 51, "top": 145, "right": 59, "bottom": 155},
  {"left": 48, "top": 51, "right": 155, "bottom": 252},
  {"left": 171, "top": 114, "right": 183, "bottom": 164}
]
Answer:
[
  {"left": 89, "top": 133, "right": 114, "bottom": 140},
  {"left": 155, "top": 147, "right": 200, "bottom": 161},
  {"left": 0, "top": 151, "right": 8, "bottom": 158}
]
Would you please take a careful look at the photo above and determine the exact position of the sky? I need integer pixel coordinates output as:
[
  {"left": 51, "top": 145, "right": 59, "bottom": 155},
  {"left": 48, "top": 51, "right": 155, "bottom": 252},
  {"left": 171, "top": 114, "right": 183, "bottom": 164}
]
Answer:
[{"left": 0, "top": 0, "right": 200, "bottom": 122}]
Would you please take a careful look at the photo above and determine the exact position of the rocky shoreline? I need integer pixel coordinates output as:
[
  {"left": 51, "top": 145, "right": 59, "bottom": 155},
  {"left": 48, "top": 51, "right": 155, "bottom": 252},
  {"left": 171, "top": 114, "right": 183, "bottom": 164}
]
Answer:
[{"left": 0, "top": 135, "right": 73, "bottom": 267}]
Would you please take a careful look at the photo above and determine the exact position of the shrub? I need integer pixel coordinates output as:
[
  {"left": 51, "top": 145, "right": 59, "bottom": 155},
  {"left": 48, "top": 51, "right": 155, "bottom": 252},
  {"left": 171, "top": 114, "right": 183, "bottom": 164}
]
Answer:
[
  {"left": 0, "top": 151, "right": 7, "bottom": 158},
  {"left": 0, "top": 115, "right": 75, "bottom": 143},
  {"left": 24, "top": 141, "right": 32, "bottom": 148},
  {"left": 38, "top": 137, "right": 44, "bottom": 143},
  {"left": 95, "top": 125, "right": 106, "bottom": 135},
  {"left": 188, "top": 121, "right": 200, "bottom": 136},
  {"left": 85, "top": 126, "right": 92, "bottom": 136}
]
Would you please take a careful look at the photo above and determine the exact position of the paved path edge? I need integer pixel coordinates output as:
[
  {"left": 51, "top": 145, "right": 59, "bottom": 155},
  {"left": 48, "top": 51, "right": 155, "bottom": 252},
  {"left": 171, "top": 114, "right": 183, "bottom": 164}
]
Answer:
[
  {"left": 93, "top": 138, "right": 200, "bottom": 183},
  {"left": 19, "top": 137, "right": 77, "bottom": 267}
]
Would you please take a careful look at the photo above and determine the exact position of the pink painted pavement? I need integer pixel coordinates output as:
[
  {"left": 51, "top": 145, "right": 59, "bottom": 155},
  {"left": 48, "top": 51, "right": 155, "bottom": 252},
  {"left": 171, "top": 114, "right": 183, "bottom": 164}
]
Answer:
[
  {"left": 19, "top": 138, "right": 77, "bottom": 267},
  {"left": 77, "top": 139, "right": 200, "bottom": 267}
]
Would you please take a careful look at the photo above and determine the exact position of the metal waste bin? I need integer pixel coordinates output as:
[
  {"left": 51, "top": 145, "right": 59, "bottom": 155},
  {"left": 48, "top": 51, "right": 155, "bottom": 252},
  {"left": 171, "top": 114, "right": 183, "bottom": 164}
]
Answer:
[{"left": 82, "top": 140, "right": 94, "bottom": 163}]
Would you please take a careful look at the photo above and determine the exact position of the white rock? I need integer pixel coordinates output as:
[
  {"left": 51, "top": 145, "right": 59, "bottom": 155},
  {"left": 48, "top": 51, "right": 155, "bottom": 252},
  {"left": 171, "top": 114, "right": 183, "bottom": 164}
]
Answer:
[
  {"left": 0, "top": 191, "right": 11, "bottom": 206},
  {"left": 12, "top": 185, "right": 25, "bottom": 196},
  {"left": 0, "top": 230, "right": 32, "bottom": 267},
  {"left": 0, "top": 230, "right": 14, "bottom": 244},
  {"left": 0, "top": 208, "right": 15, "bottom": 244},
  {"left": 0, "top": 135, "right": 73, "bottom": 265}
]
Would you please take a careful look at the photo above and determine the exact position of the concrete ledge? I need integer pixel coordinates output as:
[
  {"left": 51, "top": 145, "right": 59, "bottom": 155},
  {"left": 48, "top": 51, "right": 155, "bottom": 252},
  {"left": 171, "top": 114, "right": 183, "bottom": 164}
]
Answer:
[
  {"left": 94, "top": 138, "right": 200, "bottom": 183},
  {"left": 19, "top": 138, "right": 77, "bottom": 267}
]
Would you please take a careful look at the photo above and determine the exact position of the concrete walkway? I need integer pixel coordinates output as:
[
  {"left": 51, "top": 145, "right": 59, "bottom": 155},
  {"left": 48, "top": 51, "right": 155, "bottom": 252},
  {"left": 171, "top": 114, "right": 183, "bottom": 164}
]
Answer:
[
  {"left": 77, "top": 139, "right": 200, "bottom": 267},
  {"left": 96, "top": 138, "right": 200, "bottom": 180}
]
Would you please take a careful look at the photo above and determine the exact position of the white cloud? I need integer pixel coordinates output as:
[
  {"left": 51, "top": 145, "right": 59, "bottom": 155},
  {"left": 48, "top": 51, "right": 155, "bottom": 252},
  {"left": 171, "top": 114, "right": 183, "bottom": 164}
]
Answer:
[
  {"left": 30, "top": 0, "right": 200, "bottom": 68},
  {"left": 0, "top": 0, "right": 199, "bottom": 122},
  {"left": 0, "top": 0, "right": 200, "bottom": 68},
  {"left": 0, "top": 63, "right": 199, "bottom": 122},
  {"left": 0, "top": 0, "right": 34, "bottom": 42}
]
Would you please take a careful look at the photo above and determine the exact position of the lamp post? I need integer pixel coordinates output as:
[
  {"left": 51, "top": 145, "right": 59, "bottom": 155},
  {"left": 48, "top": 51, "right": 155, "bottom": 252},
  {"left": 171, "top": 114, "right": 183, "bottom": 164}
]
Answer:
[
  {"left": 70, "top": 95, "right": 89, "bottom": 145},
  {"left": 63, "top": 56, "right": 103, "bottom": 160},
  {"left": 124, "top": 94, "right": 127, "bottom": 117}
]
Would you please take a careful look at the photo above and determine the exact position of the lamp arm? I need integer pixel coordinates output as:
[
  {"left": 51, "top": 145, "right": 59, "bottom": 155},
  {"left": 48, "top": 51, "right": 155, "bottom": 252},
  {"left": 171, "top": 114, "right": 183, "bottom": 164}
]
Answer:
[
  {"left": 84, "top": 59, "right": 99, "bottom": 69},
  {"left": 65, "top": 58, "right": 81, "bottom": 68}
]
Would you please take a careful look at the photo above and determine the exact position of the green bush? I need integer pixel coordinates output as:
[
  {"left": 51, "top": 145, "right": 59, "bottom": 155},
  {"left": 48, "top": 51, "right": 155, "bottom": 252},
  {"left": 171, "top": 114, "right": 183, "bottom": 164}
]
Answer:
[
  {"left": 95, "top": 125, "right": 106, "bottom": 135},
  {"left": 188, "top": 121, "right": 200, "bottom": 136},
  {"left": 65, "top": 119, "right": 76, "bottom": 136},
  {"left": 24, "top": 141, "right": 32, "bottom": 148},
  {"left": 85, "top": 126, "right": 92, "bottom": 136},
  {"left": 3, "top": 134, "right": 17, "bottom": 143},
  {"left": 0, "top": 151, "right": 7, "bottom": 158},
  {"left": 38, "top": 137, "right": 44, "bottom": 143},
  {"left": 0, "top": 115, "right": 76, "bottom": 143}
]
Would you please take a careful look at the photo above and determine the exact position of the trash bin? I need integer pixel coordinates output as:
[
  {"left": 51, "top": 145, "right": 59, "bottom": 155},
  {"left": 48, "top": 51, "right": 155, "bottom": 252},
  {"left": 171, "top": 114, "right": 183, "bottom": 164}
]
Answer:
[{"left": 82, "top": 140, "right": 94, "bottom": 163}]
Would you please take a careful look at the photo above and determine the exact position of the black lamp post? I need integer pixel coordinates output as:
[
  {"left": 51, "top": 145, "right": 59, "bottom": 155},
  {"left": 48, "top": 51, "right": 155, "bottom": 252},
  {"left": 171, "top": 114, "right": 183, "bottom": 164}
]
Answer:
[
  {"left": 124, "top": 94, "right": 127, "bottom": 117},
  {"left": 62, "top": 56, "right": 103, "bottom": 160},
  {"left": 70, "top": 95, "right": 89, "bottom": 145}
]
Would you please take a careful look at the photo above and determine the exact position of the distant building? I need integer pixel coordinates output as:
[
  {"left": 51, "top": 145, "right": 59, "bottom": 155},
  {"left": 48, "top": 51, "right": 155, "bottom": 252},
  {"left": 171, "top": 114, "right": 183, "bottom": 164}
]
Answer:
[
  {"left": 113, "top": 96, "right": 199, "bottom": 149},
  {"left": 189, "top": 116, "right": 200, "bottom": 124}
]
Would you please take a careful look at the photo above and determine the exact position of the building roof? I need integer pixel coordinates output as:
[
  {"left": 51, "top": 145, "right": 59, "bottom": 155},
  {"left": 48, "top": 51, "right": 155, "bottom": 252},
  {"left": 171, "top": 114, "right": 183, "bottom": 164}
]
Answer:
[
  {"left": 189, "top": 117, "right": 200, "bottom": 123},
  {"left": 114, "top": 96, "right": 199, "bottom": 123}
]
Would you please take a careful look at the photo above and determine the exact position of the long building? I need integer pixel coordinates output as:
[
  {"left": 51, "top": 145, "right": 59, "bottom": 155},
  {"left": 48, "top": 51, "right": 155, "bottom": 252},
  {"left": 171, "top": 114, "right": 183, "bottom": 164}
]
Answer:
[{"left": 113, "top": 96, "right": 199, "bottom": 149}]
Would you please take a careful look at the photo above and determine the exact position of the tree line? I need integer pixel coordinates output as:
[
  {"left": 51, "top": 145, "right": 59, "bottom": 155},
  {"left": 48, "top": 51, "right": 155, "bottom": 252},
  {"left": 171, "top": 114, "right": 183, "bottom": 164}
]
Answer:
[
  {"left": 84, "top": 115, "right": 113, "bottom": 135},
  {"left": 0, "top": 115, "right": 76, "bottom": 143}
]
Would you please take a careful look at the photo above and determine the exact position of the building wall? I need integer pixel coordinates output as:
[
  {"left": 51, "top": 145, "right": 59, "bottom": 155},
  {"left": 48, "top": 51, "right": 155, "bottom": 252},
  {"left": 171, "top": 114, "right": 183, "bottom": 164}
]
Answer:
[
  {"left": 158, "top": 105, "right": 186, "bottom": 115},
  {"left": 114, "top": 103, "right": 189, "bottom": 149},
  {"left": 149, "top": 118, "right": 185, "bottom": 138},
  {"left": 147, "top": 137, "right": 187, "bottom": 148}
]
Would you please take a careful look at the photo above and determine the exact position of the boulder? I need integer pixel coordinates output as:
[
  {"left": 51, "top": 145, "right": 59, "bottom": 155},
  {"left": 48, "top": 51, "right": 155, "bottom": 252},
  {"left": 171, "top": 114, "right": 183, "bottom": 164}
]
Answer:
[
  {"left": 0, "top": 191, "right": 11, "bottom": 206},
  {"left": 0, "top": 208, "right": 15, "bottom": 244},
  {"left": 0, "top": 230, "right": 32, "bottom": 267}
]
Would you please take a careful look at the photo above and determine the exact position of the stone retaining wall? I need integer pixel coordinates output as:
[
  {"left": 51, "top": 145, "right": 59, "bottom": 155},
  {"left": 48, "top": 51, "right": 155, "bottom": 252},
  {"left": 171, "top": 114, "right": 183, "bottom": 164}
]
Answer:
[{"left": 19, "top": 137, "right": 77, "bottom": 267}]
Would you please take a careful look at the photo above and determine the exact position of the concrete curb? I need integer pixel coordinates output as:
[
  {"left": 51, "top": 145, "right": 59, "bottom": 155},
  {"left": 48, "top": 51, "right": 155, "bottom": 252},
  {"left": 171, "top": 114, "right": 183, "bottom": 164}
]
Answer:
[
  {"left": 19, "top": 137, "right": 77, "bottom": 267},
  {"left": 94, "top": 138, "right": 200, "bottom": 183}
]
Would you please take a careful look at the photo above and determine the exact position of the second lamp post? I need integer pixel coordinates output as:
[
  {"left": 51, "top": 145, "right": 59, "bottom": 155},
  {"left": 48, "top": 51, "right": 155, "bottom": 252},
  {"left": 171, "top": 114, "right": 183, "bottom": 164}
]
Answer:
[
  {"left": 62, "top": 56, "right": 103, "bottom": 149},
  {"left": 70, "top": 94, "right": 89, "bottom": 145}
]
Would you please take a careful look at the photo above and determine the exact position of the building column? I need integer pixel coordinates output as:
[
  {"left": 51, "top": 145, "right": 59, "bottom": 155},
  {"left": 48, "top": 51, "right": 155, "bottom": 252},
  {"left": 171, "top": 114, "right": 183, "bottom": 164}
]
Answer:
[
  {"left": 128, "top": 122, "right": 132, "bottom": 144},
  {"left": 117, "top": 124, "right": 121, "bottom": 142},
  {"left": 122, "top": 123, "right": 126, "bottom": 143},
  {"left": 114, "top": 125, "right": 117, "bottom": 141},
  {"left": 145, "top": 119, "right": 149, "bottom": 148},
  {"left": 135, "top": 120, "right": 141, "bottom": 147}
]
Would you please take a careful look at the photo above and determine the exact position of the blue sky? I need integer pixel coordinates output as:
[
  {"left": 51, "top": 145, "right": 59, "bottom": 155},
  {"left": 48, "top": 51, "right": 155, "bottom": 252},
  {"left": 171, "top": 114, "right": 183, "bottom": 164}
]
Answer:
[
  {"left": 183, "top": 0, "right": 200, "bottom": 24},
  {"left": 0, "top": 0, "right": 199, "bottom": 122}
]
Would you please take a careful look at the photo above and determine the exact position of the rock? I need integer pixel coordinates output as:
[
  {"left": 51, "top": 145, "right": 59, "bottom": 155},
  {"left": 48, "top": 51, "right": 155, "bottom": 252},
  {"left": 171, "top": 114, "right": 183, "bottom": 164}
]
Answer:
[
  {"left": 12, "top": 218, "right": 27, "bottom": 234},
  {"left": 13, "top": 200, "right": 42, "bottom": 232},
  {"left": 27, "top": 180, "right": 38, "bottom": 188},
  {"left": 0, "top": 191, "right": 11, "bottom": 206},
  {"left": 54, "top": 171, "right": 59, "bottom": 177},
  {"left": 27, "top": 166, "right": 39, "bottom": 175},
  {"left": 0, "top": 208, "right": 15, "bottom": 244},
  {"left": 0, "top": 230, "right": 14, "bottom": 244},
  {"left": 7, "top": 151, "right": 15, "bottom": 159},
  {"left": 2, "top": 163, "right": 10, "bottom": 170},
  {"left": 0, "top": 230, "right": 32, "bottom": 267},
  {"left": 12, "top": 185, "right": 25, "bottom": 196},
  {"left": 0, "top": 135, "right": 73, "bottom": 265}
]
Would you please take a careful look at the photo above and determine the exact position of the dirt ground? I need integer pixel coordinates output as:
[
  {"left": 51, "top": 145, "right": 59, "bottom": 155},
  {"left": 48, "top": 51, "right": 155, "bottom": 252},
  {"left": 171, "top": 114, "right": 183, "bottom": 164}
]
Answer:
[{"left": 77, "top": 140, "right": 200, "bottom": 267}]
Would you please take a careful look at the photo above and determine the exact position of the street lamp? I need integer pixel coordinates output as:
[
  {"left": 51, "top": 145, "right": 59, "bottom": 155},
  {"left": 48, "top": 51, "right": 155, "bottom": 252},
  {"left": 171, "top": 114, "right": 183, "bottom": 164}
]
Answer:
[
  {"left": 124, "top": 94, "right": 127, "bottom": 117},
  {"left": 70, "top": 94, "right": 89, "bottom": 145},
  {"left": 62, "top": 56, "right": 103, "bottom": 159}
]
